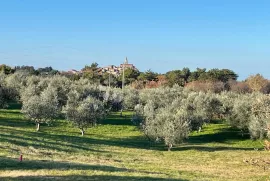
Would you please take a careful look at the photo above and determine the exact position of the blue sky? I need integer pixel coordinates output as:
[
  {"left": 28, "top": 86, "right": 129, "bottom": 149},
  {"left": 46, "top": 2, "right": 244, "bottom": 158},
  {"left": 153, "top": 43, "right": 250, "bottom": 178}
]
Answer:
[{"left": 0, "top": 0, "right": 269, "bottom": 80}]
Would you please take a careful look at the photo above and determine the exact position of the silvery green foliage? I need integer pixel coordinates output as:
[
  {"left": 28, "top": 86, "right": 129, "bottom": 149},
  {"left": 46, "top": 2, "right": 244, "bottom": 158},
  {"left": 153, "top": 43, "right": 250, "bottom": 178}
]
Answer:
[
  {"left": 173, "top": 91, "right": 222, "bottom": 131},
  {"left": 159, "top": 107, "right": 190, "bottom": 150},
  {"left": 64, "top": 91, "right": 106, "bottom": 136},
  {"left": 249, "top": 116, "right": 269, "bottom": 139},
  {"left": 47, "top": 75, "right": 72, "bottom": 107},
  {"left": 21, "top": 88, "right": 59, "bottom": 131},
  {"left": 26, "top": 75, "right": 41, "bottom": 86},
  {"left": 0, "top": 73, "right": 6, "bottom": 82},
  {"left": 0, "top": 74, "right": 8, "bottom": 108},
  {"left": 218, "top": 91, "right": 239, "bottom": 118},
  {"left": 4, "top": 72, "right": 28, "bottom": 101},
  {"left": 71, "top": 79, "right": 102, "bottom": 100},
  {"left": 139, "top": 85, "right": 185, "bottom": 108},
  {"left": 71, "top": 79, "right": 123, "bottom": 112},
  {"left": 133, "top": 99, "right": 190, "bottom": 151},
  {"left": 248, "top": 94, "right": 270, "bottom": 139},
  {"left": 20, "top": 83, "right": 44, "bottom": 102},
  {"left": 123, "top": 87, "right": 139, "bottom": 110},
  {"left": 103, "top": 87, "right": 123, "bottom": 111},
  {"left": 195, "top": 92, "right": 223, "bottom": 120},
  {"left": 226, "top": 94, "right": 252, "bottom": 131},
  {"left": 37, "top": 77, "right": 51, "bottom": 91},
  {"left": 175, "top": 93, "right": 206, "bottom": 131},
  {"left": 137, "top": 86, "right": 224, "bottom": 136},
  {"left": 224, "top": 92, "right": 270, "bottom": 139}
]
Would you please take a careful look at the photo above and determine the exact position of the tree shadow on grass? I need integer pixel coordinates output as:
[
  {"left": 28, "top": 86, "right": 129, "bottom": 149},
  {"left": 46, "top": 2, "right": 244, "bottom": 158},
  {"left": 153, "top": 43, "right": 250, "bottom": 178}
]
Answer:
[
  {"left": 100, "top": 113, "right": 133, "bottom": 126},
  {"left": 0, "top": 127, "right": 152, "bottom": 152},
  {"left": 6, "top": 102, "right": 22, "bottom": 110},
  {"left": 0, "top": 131, "right": 108, "bottom": 154},
  {"left": 0, "top": 118, "right": 34, "bottom": 128},
  {"left": 0, "top": 157, "right": 181, "bottom": 180},
  {"left": 188, "top": 127, "right": 250, "bottom": 145},
  {"left": 0, "top": 175, "right": 187, "bottom": 181},
  {"left": 0, "top": 110, "right": 22, "bottom": 115},
  {"left": 0, "top": 156, "right": 128, "bottom": 171},
  {"left": 0, "top": 125, "right": 258, "bottom": 153},
  {"left": 174, "top": 145, "right": 256, "bottom": 152},
  {"left": 0, "top": 108, "right": 258, "bottom": 152}
]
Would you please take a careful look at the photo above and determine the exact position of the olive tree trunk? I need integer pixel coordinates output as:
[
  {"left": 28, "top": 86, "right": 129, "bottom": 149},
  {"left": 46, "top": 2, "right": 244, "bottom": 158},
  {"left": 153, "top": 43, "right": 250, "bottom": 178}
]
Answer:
[
  {"left": 168, "top": 143, "right": 173, "bottom": 151},
  {"left": 36, "top": 123, "right": 40, "bottom": 131},
  {"left": 80, "top": 129, "right": 85, "bottom": 136}
]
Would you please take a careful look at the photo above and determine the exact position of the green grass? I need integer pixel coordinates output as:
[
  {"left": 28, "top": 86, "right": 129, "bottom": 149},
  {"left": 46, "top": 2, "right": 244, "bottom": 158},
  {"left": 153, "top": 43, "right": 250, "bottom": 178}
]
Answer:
[{"left": 0, "top": 105, "right": 270, "bottom": 181}]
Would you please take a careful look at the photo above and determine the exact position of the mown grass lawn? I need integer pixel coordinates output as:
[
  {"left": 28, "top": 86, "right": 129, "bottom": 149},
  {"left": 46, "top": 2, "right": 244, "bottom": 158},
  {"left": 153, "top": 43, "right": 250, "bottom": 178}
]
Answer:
[{"left": 0, "top": 105, "right": 270, "bottom": 181}]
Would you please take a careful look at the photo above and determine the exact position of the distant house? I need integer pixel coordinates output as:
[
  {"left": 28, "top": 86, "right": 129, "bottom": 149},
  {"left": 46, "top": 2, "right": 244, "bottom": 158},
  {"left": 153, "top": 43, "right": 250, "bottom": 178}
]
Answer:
[
  {"left": 68, "top": 69, "right": 80, "bottom": 74},
  {"left": 119, "top": 63, "right": 136, "bottom": 70}
]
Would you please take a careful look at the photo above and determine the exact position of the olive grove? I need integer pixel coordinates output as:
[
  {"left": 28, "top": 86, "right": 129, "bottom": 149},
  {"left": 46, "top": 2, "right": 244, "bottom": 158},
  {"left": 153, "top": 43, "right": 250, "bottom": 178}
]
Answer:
[{"left": 0, "top": 71, "right": 269, "bottom": 150}]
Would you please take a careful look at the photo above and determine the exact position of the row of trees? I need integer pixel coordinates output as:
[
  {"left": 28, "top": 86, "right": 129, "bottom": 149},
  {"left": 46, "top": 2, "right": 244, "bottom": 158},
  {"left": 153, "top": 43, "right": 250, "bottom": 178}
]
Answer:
[
  {"left": 133, "top": 87, "right": 270, "bottom": 150},
  {"left": 0, "top": 64, "right": 59, "bottom": 76},
  {"left": 3, "top": 63, "right": 270, "bottom": 94},
  {"left": 0, "top": 73, "right": 137, "bottom": 134},
  {"left": 0, "top": 63, "right": 239, "bottom": 86}
]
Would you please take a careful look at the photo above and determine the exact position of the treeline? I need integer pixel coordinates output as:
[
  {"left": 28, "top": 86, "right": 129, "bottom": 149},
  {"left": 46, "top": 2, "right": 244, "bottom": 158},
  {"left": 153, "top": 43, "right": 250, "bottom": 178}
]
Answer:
[
  {"left": 0, "top": 72, "right": 270, "bottom": 151},
  {"left": 0, "top": 64, "right": 59, "bottom": 76},
  {"left": 1, "top": 63, "right": 270, "bottom": 94}
]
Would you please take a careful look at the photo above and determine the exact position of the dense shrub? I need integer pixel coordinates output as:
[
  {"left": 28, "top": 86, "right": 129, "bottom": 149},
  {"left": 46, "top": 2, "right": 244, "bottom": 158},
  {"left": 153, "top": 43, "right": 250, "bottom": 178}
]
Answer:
[
  {"left": 185, "top": 80, "right": 225, "bottom": 93},
  {"left": 246, "top": 74, "right": 269, "bottom": 92},
  {"left": 228, "top": 80, "right": 251, "bottom": 94}
]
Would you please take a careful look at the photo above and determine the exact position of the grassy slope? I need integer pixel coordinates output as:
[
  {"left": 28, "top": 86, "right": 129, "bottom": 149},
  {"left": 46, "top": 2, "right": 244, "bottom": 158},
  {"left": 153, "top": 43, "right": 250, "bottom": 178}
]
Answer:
[{"left": 0, "top": 106, "right": 270, "bottom": 181}]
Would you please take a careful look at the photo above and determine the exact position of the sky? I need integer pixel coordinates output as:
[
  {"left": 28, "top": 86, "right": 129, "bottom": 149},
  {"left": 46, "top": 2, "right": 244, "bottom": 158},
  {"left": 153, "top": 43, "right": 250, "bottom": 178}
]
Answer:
[{"left": 0, "top": 0, "right": 269, "bottom": 80}]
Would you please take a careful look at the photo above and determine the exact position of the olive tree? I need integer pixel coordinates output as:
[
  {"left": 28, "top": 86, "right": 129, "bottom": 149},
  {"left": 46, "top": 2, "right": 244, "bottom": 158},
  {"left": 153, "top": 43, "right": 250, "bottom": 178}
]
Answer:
[
  {"left": 47, "top": 75, "right": 72, "bottom": 107},
  {"left": 133, "top": 99, "right": 190, "bottom": 151},
  {"left": 103, "top": 87, "right": 123, "bottom": 111},
  {"left": 20, "top": 83, "right": 44, "bottom": 103},
  {"left": 0, "top": 74, "right": 8, "bottom": 108},
  {"left": 64, "top": 91, "right": 106, "bottom": 136},
  {"left": 224, "top": 92, "right": 270, "bottom": 139},
  {"left": 0, "top": 73, "right": 19, "bottom": 108},
  {"left": 71, "top": 79, "right": 103, "bottom": 100},
  {"left": 175, "top": 92, "right": 222, "bottom": 132},
  {"left": 21, "top": 88, "right": 59, "bottom": 131},
  {"left": 139, "top": 85, "right": 185, "bottom": 108},
  {"left": 177, "top": 93, "right": 207, "bottom": 132},
  {"left": 218, "top": 91, "right": 239, "bottom": 119},
  {"left": 123, "top": 87, "right": 139, "bottom": 110},
  {"left": 4, "top": 72, "right": 29, "bottom": 101},
  {"left": 226, "top": 95, "right": 252, "bottom": 132},
  {"left": 248, "top": 94, "right": 270, "bottom": 139}
]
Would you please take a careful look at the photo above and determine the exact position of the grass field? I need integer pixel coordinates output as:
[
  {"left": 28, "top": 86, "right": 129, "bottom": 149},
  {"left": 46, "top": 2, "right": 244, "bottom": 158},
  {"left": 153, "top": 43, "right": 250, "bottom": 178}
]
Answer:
[{"left": 0, "top": 104, "right": 270, "bottom": 181}]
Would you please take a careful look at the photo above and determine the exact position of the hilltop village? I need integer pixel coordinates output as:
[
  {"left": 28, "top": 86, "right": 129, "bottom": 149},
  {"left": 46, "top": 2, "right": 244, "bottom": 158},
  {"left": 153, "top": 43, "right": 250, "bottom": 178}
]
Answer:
[{"left": 66, "top": 58, "right": 138, "bottom": 77}]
